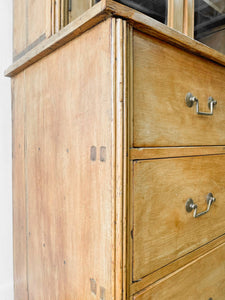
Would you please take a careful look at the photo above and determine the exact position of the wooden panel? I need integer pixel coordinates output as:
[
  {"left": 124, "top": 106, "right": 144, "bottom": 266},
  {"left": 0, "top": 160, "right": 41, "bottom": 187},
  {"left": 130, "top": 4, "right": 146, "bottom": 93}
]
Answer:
[
  {"left": 27, "top": 0, "right": 47, "bottom": 45},
  {"left": 12, "top": 74, "right": 28, "bottom": 299},
  {"left": 13, "top": 0, "right": 27, "bottom": 57},
  {"left": 133, "top": 30, "right": 225, "bottom": 147},
  {"left": 69, "top": 0, "right": 91, "bottom": 22},
  {"left": 6, "top": 1, "right": 225, "bottom": 77},
  {"left": 183, "top": 0, "right": 194, "bottom": 38},
  {"left": 168, "top": 0, "right": 194, "bottom": 38},
  {"left": 130, "top": 146, "right": 225, "bottom": 160},
  {"left": 6, "top": 1, "right": 108, "bottom": 77},
  {"left": 130, "top": 234, "right": 225, "bottom": 295},
  {"left": 13, "top": 0, "right": 51, "bottom": 61},
  {"left": 24, "top": 19, "right": 113, "bottom": 299},
  {"left": 132, "top": 155, "right": 225, "bottom": 281},
  {"left": 133, "top": 243, "right": 225, "bottom": 299},
  {"left": 168, "top": 0, "right": 184, "bottom": 33}
]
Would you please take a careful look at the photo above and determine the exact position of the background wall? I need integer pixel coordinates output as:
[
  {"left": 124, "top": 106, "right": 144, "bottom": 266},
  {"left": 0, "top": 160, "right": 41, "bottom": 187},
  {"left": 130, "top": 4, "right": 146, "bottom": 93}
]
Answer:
[{"left": 0, "top": 0, "right": 14, "bottom": 299}]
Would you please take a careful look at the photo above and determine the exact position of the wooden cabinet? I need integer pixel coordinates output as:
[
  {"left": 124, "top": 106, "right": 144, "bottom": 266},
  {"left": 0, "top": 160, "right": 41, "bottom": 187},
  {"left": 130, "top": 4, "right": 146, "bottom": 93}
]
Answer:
[{"left": 6, "top": 0, "right": 225, "bottom": 299}]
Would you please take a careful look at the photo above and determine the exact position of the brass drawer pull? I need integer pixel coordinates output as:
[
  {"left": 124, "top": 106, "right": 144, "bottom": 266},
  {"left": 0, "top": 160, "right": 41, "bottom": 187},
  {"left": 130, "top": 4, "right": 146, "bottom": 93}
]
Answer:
[
  {"left": 186, "top": 193, "right": 216, "bottom": 218},
  {"left": 185, "top": 92, "right": 217, "bottom": 115}
]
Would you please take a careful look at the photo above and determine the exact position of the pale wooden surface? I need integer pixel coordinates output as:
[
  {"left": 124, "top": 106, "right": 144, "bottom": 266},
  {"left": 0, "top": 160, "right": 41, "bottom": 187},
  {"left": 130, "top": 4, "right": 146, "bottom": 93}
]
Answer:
[
  {"left": 168, "top": 0, "right": 194, "bottom": 38},
  {"left": 13, "top": 0, "right": 51, "bottom": 61},
  {"left": 5, "top": 0, "right": 108, "bottom": 77},
  {"left": 17, "top": 19, "right": 114, "bottom": 299},
  {"left": 69, "top": 0, "right": 90, "bottom": 22},
  {"left": 133, "top": 243, "right": 225, "bottom": 300},
  {"left": 183, "top": 0, "right": 194, "bottom": 38},
  {"left": 132, "top": 155, "right": 225, "bottom": 281},
  {"left": 12, "top": 74, "right": 28, "bottom": 300},
  {"left": 130, "top": 234, "right": 225, "bottom": 295},
  {"left": 13, "top": 0, "right": 26, "bottom": 58},
  {"left": 10, "top": 2, "right": 225, "bottom": 299},
  {"left": 112, "top": 18, "right": 128, "bottom": 300},
  {"left": 6, "top": 0, "right": 225, "bottom": 77},
  {"left": 27, "top": 0, "right": 48, "bottom": 45},
  {"left": 130, "top": 146, "right": 225, "bottom": 160},
  {"left": 168, "top": 0, "right": 184, "bottom": 33},
  {"left": 133, "top": 29, "right": 225, "bottom": 147},
  {"left": 105, "top": 0, "right": 225, "bottom": 65}
]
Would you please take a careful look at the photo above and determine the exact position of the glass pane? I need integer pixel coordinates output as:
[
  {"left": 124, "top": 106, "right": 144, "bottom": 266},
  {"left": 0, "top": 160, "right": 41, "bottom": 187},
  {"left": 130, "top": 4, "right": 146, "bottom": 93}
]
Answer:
[
  {"left": 113, "top": 0, "right": 167, "bottom": 24},
  {"left": 195, "top": 0, "right": 225, "bottom": 54}
]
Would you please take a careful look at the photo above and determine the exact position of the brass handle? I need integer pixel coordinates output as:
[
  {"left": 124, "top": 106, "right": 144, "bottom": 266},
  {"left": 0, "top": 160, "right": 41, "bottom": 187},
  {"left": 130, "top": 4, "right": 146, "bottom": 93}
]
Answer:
[
  {"left": 186, "top": 193, "right": 216, "bottom": 218},
  {"left": 186, "top": 92, "right": 217, "bottom": 115}
]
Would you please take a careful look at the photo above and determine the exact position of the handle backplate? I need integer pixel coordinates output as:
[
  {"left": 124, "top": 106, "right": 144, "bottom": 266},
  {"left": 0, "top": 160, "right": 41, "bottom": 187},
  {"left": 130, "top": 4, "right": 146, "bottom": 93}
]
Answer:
[
  {"left": 185, "top": 92, "right": 217, "bottom": 116},
  {"left": 186, "top": 193, "right": 216, "bottom": 218}
]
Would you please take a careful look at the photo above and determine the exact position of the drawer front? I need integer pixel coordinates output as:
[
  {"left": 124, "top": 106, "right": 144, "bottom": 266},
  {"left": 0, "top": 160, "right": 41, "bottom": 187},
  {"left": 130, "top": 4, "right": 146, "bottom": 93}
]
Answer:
[
  {"left": 133, "top": 243, "right": 225, "bottom": 300},
  {"left": 133, "top": 30, "right": 225, "bottom": 147},
  {"left": 132, "top": 155, "right": 225, "bottom": 281}
]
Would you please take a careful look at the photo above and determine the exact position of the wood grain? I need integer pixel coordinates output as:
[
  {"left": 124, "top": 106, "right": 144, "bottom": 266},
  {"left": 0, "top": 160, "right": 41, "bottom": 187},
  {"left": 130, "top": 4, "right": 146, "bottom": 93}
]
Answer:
[
  {"left": 5, "top": 0, "right": 108, "bottom": 77},
  {"left": 133, "top": 30, "right": 225, "bottom": 147},
  {"left": 27, "top": 0, "right": 48, "bottom": 45},
  {"left": 6, "top": 0, "right": 225, "bottom": 77},
  {"left": 168, "top": 0, "right": 184, "bottom": 33},
  {"left": 130, "top": 234, "right": 225, "bottom": 295},
  {"left": 133, "top": 243, "right": 225, "bottom": 299},
  {"left": 12, "top": 74, "right": 28, "bottom": 300},
  {"left": 168, "top": 0, "right": 194, "bottom": 38},
  {"left": 112, "top": 18, "right": 128, "bottom": 300},
  {"left": 69, "top": 0, "right": 90, "bottom": 22},
  {"left": 13, "top": 0, "right": 27, "bottom": 58},
  {"left": 183, "top": 0, "right": 194, "bottom": 38},
  {"left": 132, "top": 155, "right": 225, "bottom": 281},
  {"left": 23, "top": 19, "right": 113, "bottom": 299},
  {"left": 105, "top": 0, "right": 225, "bottom": 66},
  {"left": 130, "top": 146, "right": 225, "bottom": 160}
]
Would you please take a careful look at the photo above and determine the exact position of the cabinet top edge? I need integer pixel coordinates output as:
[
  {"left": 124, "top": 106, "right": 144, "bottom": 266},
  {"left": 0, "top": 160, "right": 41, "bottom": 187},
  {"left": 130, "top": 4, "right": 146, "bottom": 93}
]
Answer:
[{"left": 5, "top": 0, "right": 225, "bottom": 77}]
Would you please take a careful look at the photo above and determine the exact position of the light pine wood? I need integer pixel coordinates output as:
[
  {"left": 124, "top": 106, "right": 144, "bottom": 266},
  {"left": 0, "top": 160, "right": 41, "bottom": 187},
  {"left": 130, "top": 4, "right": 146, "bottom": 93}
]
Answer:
[
  {"left": 133, "top": 243, "right": 225, "bottom": 300},
  {"left": 9, "top": 2, "right": 225, "bottom": 299},
  {"left": 13, "top": 0, "right": 27, "bottom": 58},
  {"left": 112, "top": 18, "right": 128, "bottom": 300},
  {"left": 168, "top": 0, "right": 194, "bottom": 38},
  {"left": 130, "top": 146, "right": 225, "bottom": 160},
  {"left": 183, "top": 0, "right": 194, "bottom": 38},
  {"left": 6, "top": 0, "right": 225, "bottom": 77},
  {"left": 130, "top": 234, "right": 225, "bottom": 295},
  {"left": 5, "top": 0, "right": 108, "bottom": 77},
  {"left": 168, "top": 0, "right": 184, "bottom": 33},
  {"left": 69, "top": 0, "right": 90, "bottom": 22},
  {"left": 13, "top": 0, "right": 51, "bottom": 61},
  {"left": 132, "top": 155, "right": 225, "bottom": 281},
  {"left": 22, "top": 19, "right": 114, "bottom": 299},
  {"left": 12, "top": 74, "right": 28, "bottom": 300},
  {"left": 27, "top": 0, "right": 48, "bottom": 45},
  {"left": 133, "top": 30, "right": 225, "bottom": 147},
  {"left": 104, "top": 0, "right": 225, "bottom": 65}
]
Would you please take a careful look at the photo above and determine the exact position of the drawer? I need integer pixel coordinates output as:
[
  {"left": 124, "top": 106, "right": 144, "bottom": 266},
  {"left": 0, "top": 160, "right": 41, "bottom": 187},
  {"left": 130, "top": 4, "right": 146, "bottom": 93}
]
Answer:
[
  {"left": 133, "top": 30, "right": 225, "bottom": 147},
  {"left": 132, "top": 155, "right": 225, "bottom": 281},
  {"left": 133, "top": 243, "right": 225, "bottom": 300}
]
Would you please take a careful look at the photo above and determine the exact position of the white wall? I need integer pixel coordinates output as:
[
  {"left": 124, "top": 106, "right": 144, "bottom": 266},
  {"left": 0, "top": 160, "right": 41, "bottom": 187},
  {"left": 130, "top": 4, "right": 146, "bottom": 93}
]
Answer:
[{"left": 0, "top": 0, "right": 14, "bottom": 299}]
